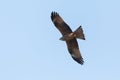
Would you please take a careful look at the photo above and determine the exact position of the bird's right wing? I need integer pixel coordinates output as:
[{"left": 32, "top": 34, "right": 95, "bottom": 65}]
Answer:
[{"left": 66, "top": 38, "right": 84, "bottom": 65}]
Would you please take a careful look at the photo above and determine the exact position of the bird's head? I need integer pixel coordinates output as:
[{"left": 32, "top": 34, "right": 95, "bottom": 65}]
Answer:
[{"left": 59, "top": 37, "right": 65, "bottom": 41}]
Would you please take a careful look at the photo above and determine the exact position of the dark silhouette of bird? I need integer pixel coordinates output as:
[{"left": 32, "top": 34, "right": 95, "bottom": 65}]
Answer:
[{"left": 51, "top": 12, "right": 85, "bottom": 65}]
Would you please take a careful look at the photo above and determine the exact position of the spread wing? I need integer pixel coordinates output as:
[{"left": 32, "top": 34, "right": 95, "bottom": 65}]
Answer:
[
  {"left": 66, "top": 38, "right": 84, "bottom": 64},
  {"left": 51, "top": 12, "right": 84, "bottom": 65},
  {"left": 51, "top": 12, "right": 72, "bottom": 36}
]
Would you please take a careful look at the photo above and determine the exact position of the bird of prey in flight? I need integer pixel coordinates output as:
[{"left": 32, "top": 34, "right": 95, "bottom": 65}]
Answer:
[{"left": 51, "top": 12, "right": 85, "bottom": 65}]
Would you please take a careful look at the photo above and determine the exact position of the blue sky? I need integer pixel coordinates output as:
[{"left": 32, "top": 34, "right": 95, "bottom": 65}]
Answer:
[{"left": 0, "top": 0, "right": 120, "bottom": 80}]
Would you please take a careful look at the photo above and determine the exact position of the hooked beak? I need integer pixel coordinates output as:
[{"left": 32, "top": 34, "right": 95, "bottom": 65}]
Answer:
[{"left": 59, "top": 37, "right": 64, "bottom": 41}]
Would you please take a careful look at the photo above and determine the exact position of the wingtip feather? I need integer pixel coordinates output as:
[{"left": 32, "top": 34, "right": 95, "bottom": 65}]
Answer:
[
  {"left": 72, "top": 57, "right": 84, "bottom": 65},
  {"left": 51, "top": 11, "right": 59, "bottom": 21}
]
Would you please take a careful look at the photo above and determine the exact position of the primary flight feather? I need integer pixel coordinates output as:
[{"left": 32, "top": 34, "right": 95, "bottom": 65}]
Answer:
[{"left": 51, "top": 12, "right": 85, "bottom": 65}]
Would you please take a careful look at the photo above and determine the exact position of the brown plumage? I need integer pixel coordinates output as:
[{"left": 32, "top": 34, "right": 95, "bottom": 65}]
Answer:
[{"left": 51, "top": 12, "right": 85, "bottom": 65}]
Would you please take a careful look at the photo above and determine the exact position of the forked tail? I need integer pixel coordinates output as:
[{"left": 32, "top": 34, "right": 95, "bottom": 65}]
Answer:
[{"left": 74, "top": 26, "right": 85, "bottom": 40}]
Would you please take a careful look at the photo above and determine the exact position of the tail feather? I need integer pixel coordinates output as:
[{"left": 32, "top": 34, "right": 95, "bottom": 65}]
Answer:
[{"left": 74, "top": 26, "right": 85, "bottom": 40}]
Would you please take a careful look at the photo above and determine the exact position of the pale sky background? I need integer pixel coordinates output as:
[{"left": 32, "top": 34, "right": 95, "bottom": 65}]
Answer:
[{"left": 0, "top": 0, "right": 120, "bottom": 80}]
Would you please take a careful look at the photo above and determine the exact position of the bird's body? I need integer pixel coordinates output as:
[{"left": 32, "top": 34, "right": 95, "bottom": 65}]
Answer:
[
  {"left": 60, "top": 33, "right": 75, "bottom": 41},
  {"left": 51, "top": 12, "right": 85, "bottom": 65}
]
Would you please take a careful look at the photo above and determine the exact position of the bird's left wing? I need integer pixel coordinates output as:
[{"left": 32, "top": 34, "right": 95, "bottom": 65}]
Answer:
[{"left": 51, "top": 12, "right": 72, "bottom": 36}]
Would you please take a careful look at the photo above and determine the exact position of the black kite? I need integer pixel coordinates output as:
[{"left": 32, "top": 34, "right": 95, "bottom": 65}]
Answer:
[{"left": 51, "top": 12, "right": 85, "bottom": 65}]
